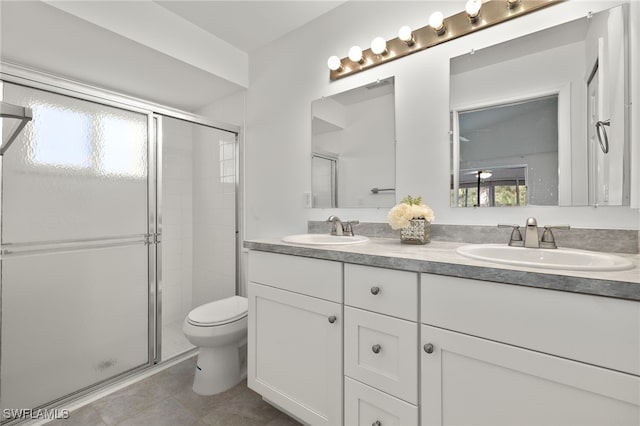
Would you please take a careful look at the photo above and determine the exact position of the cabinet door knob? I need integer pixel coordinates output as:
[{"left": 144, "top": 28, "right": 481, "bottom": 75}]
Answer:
[
  {"left": 371, "top": 344, "right": 382, "bottom": 354},
  {"left": 372, "top": 421, "right": 382, "bottom": 426},
  {"left": 370, "top": 286, "right": 380, "bottom": 295},
  {"left": 328, "top": 315, "right": 337, "bottom": 324},
  {"left": 423, "top": 343, "right": 434, "bottom": 354}
]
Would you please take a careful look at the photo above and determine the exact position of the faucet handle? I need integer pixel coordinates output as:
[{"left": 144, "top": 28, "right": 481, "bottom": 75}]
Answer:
[
  {"left": 540, "top": 225, "right": 570, "bottom": 249},
  {"left": 498, "top": 224, "right": 524, "bottom": 246},
  {"left": 343, "top": 220, "right": 360, "bottom": 236}
]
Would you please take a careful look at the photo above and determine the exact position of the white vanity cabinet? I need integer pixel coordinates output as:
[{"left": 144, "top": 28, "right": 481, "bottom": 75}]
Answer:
[
  {"left": 343, "top": 264, "right": 419, "bottom": 426},
  {"left": 247, "top": 251, "right": 343, "bottom": 426},
  {"left": 420, "top": 274, "right": 640, "bottom": 426},
  {"left": 246, "top": 247, "right": 640, "bottom": 426}
]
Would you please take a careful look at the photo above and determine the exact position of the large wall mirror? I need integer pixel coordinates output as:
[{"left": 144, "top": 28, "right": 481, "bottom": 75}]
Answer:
[
  {"left": 311, "top": 77, "right": 395, "bottom": 208},
  {"left": 450, "top": 5, "right": 630, "bottom": 207}
]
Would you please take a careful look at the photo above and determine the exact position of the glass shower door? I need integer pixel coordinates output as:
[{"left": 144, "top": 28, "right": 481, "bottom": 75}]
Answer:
[
  {"left": 0, "top": 82, "right": 152, "bottom": 415},
  {"left": 159, "top": 115, "right": 238, "bottom": 360}
]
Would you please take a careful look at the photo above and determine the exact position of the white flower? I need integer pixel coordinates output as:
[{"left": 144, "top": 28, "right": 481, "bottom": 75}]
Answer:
[
  {"left": 387, "top": 203, "right": 413, "bottom": 230},
  {"left": 411, "top": 203, "right": 435, "bottom": 222},
  {"left": 387, "top": 195, "right": 435, "bottom": 229}
]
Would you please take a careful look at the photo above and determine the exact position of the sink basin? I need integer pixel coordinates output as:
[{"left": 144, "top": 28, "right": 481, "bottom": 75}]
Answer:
[
  {"left": 282, "top": 234, "right": 369, "bottom": 245},
  {"left": 456, "top": 244, "right": 634, "bottom": 271}
]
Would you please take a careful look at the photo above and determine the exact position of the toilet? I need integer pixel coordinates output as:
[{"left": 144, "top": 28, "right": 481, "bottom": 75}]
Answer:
[{"left": 183, "top": 295, "right": 248, "bottom": 395}]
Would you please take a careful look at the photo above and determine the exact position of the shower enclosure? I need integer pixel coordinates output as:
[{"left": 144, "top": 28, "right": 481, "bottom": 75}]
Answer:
[{"left": 0, "top": 67, "right": 239, "bottom": 421}]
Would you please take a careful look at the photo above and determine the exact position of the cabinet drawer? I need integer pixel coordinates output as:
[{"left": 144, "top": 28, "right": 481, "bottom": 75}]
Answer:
[
  {"left": 248, "top": 250, "right": 342, "bottom": 302},
  {"left": 345, "top": 377, "right": 418, "bottom": 426},
  {"left": 345, "top": 307, "right": 418, "bottom": 404},
  {"left": 345, "top": 264, "right": 418, "bottom": 321},
  {"left": 421, "top": 274, "right": 640, "bottom": 375}
]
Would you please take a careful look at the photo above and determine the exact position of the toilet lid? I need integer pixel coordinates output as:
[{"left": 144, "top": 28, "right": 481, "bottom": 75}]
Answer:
[{"left": 187, "top": 295, "right": 248, "bottom": 326}]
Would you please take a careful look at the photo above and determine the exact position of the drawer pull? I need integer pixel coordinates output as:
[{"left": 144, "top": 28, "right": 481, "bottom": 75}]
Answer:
[
  {"left": 370, "top": 286, "right": 380, "bottom": 295},
  {"left": 424, "top": 343, "right": 434, "bottom": 354},
  {"left": 372, "top": 421, "right": 382, "bottom": 426},
  {"left": 372, "top": 344, "right": 382, "bottom": 354},
  {"left": 328, "top": 315, "right": 337, "bottom": 324}
]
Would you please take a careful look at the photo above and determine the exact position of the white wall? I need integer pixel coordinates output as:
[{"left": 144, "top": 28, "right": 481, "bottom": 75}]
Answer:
[{"left": 246, "top": 0, "right": 639, "bottom": 239}]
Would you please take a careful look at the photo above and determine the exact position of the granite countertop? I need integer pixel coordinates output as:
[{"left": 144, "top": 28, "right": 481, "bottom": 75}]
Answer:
[{"left": 244, "top": 237, "right": 640, "bottom": 301}]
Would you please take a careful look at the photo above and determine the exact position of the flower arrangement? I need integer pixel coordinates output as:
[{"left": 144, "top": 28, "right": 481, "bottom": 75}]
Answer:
[{"left": 387, "top": 195, "right": 435, "bottom": 230}]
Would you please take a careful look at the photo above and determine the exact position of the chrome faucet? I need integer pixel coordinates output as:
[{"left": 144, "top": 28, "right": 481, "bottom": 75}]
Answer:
[
  {"left": 524, "top": 217, "right": 539, "bottom": 248},
  {"left": 326, "top": 216, "right": 359, "bottom": 236},
  {"left": 499, "top": 218, "right": 570, "bottom": 249},
  {"left": 327, "top": 216, "right": 344, "bottom": 236}
]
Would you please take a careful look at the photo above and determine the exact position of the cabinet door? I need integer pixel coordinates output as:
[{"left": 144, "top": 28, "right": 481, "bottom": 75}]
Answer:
[
  {"left": 421, "top": 325, "right": 640, "bottom": 426},
  {"left": 248, "top": 282, "right": 342, "bottom": 426},
  {"left": 344, "top": 377, "right": 418, "bottom": 426}
]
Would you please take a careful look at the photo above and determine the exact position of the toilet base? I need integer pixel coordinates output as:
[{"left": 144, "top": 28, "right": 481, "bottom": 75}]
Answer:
[{"left": 192, "top": 345, "right": 241, "bottom": 396}]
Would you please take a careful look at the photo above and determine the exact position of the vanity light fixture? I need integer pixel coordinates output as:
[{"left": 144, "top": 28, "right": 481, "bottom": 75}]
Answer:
[
  {"left": 429, "top": 11, "right": 447, "bottom": 35},
  {"left": 398, "top": 26, "right": 416, "bottom": 46},
  {"left": 348, "top": 45, "right": 365, "bottom": 64},
  {"left": 327, "top": 56, "right": 343, "bottom": 72},
  {"left": 465, "top": 0, "right": 482, "bottom": 23},
  {"left": 371, "top": 37, "right": 389, "bottom": 56},
  {"left": 327, "top": 0, "right": 562, "bottom": 80}
]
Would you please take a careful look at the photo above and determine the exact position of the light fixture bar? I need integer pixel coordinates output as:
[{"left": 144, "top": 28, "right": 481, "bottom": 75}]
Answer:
[{"left": 329, "top": 0, "right": 562, "bottom": 81}]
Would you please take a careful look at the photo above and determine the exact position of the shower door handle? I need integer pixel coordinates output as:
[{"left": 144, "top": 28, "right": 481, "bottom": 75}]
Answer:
[{"left": 595, "top": 119, "right": 610, "bottom": 154}]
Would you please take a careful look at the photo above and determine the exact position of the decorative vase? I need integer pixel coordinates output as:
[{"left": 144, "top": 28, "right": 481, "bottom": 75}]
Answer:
[{"left": 400, "top": 219, "right": 431, "bottom": 245}]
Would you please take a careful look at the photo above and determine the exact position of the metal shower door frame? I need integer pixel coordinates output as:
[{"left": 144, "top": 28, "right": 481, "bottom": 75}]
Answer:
[{"left": 0, "top": 61, "right": 241, "bottom": 416}]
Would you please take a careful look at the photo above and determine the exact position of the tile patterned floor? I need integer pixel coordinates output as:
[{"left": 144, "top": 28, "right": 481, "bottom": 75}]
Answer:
[{"left": 46, "top": 357, "right": 301, "bottom": 426}]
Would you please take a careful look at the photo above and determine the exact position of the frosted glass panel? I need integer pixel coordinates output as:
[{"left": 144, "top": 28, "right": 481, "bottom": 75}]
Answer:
[
  {"left": 160, "top": 116, "right": 237, "bottom": 360},
  {"left": 1, "top": 82, "right": 148, "bottom": 243},
  {"left": 0, "top": 245, "right": 148, "bottom": 411}
]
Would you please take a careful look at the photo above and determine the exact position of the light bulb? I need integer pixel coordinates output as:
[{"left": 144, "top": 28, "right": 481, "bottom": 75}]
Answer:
[
  {"left": 398, "top": 26, "right": 415, "bottom": 46},
  {"left": 348, "top": 45, "right": 364, "bottom": 63},
  {"left": 327, "top": 56, "right": 342, "bottom": 71},
  {"left": 371, "top": 37, "right": 388, "bottom": 55},
  {"left": 465, "top": 0, "right": 481, "bottom": 20},
  {"left": 429, "top": 11, "right": 446, "bottom": 35}
]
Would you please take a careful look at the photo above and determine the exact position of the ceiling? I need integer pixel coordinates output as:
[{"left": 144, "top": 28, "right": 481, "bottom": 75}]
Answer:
[
  {"left": 154, "top": 1, "right": 346, "bottom": 54},
  {"left": 0, "top": 1, "right": 345, "bottom": 112}
]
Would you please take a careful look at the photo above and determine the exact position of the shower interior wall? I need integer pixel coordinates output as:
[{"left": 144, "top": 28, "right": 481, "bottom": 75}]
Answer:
[{"left": 161, "top": 117, "right": 237, "bottom": 329}]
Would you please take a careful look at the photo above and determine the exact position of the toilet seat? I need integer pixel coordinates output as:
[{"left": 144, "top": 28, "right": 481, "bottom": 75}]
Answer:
[{"left": 187, "top": 295, "right": 248, "bottom": 327}]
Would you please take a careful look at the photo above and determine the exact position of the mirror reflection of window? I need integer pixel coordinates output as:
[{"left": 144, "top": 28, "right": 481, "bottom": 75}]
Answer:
[
  {"left": 456, "top": 95, "right": 558, "bottom": 207},
  {"left": 454, "top": 166, "right": 528, "bottom": 207}
]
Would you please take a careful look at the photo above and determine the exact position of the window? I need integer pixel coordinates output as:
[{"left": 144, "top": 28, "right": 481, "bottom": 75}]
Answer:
[{"left": 30, "top": 102, "right": 146, "bottom": 178}]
